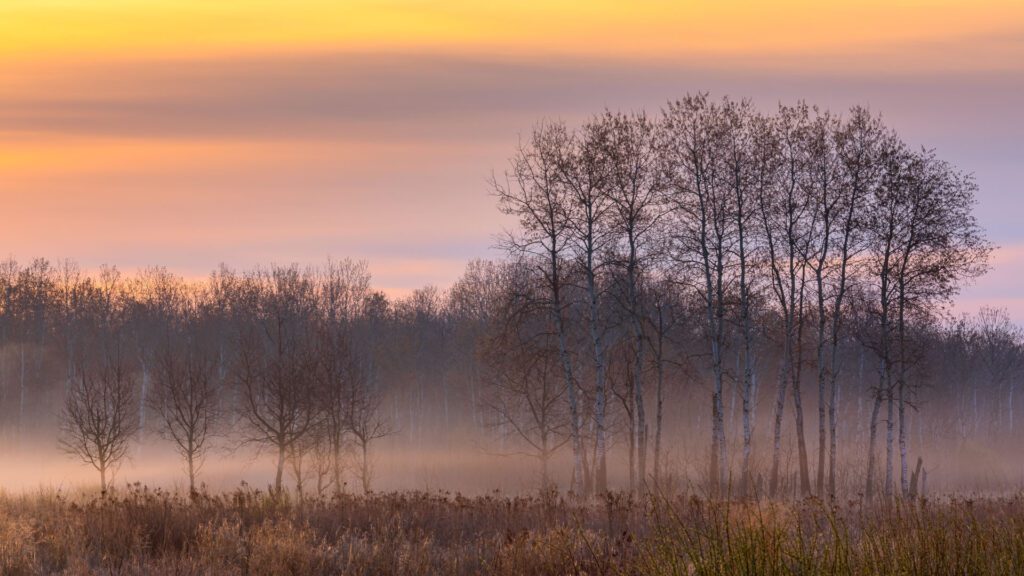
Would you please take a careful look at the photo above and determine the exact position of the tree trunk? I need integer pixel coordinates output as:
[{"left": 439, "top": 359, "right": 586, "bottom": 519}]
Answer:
[
  {"left": 828, "top": 375, "right": 839, "bottom": 499},
  {"left": 634, "top": 330, "right": 647, "bottom": 490},
  {"left": 540, "top": 432, "right": 550, "bottom": 489},
  {"left": 188, "top": 445, "right": 197, "bottom": 497},
  {"left": 769, "top": 353, "right": 790, "bottom": 497},
  {"left": 19, "top": 343, "right": 25, "bottom": 438},
  {"left": 551, "top": 276, "right": 583, "bottom": 496},
  {"left": 741, "top": 369, "right": 753, "bottom": 498},
  {"left": 792, "top": 371, "right": 812, "bottom": 497},
  {"left": 275, "top": 444, "right": 286, "bottom": 495},
  {"left": 139, "top": 360, "right": 149, "bottom": 440},
  {"left": 866, "top": 387, "right": 883, "bottom": 500},
  {"left": 587, "top": 271, "right": 608, "bottom": 494},
  {"left": 361, "top": 442, "right": 371, "bottom": 494},
  {"left": 711, "top": 344, "right": 726, "bottom": 496},
  {"left": 816, "top": 318, "right": 827, "bottom": 497},
  {"left": 100, "top": 462, "right": 108, "bottom": 497},
  {"left": 898, "top": 376, "right": 909, "bottom": 497},
  {"left": 884, "top": 392, "right": 894, "bottom": 499},
  {"left": 739, "top": 328, "right": 753, "bottom": 498},
  {"left": 293, "top": 450, "right": 305, "bottom": 498},
  {"left": 581, "top": 438, "right": 592, "bottom": 496},
  {"left": 654, "top": 332, "right": 665, "bottom": 489},
  {"left": 332, "top": 437, "right": 344, "bottom": 496},
  {"left": 628, "top": 372, "right": 637, "bottom": 493}
]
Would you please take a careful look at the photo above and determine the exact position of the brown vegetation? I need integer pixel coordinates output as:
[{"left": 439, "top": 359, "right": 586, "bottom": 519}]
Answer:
[{"left": 0, "top": 485, "right": 1023, "bottom": 575}]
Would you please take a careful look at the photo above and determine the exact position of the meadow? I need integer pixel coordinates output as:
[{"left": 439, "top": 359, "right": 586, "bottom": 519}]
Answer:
[{"left": 1, "top": 485, "right": 1022, "bottom": 575}]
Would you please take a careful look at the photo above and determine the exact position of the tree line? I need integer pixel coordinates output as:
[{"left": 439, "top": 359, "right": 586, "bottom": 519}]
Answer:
[
  {"left": 492, "top": 94, "right": 993, "bottom": 500},
  {"left": 0, "top": 260, "right": 394, "bottom": 496},
  {"left": 0, "top": 94, "right": 1016, "bottom": 501}
]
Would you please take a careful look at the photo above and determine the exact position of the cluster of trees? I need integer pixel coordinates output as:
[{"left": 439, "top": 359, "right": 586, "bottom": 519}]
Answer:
[
  {"left": 492, "top": 94, "right": 992, "bottom": 500},
  {"left": 0, "top": 260, "right": 391, "bottom": 496},
  {"left": 0, "top": 95, "right": 1016, "bottom": 501}
]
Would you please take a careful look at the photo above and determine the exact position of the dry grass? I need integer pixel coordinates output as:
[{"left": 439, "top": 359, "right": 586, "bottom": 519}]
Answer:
[{"left": 0, "top": 484, "right": 1022, "bottom": 574}]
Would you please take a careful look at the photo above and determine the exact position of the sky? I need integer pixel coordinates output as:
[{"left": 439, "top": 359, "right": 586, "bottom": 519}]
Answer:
[{"left": 1, "top": 1, "right": 1022, "bottom": 318}]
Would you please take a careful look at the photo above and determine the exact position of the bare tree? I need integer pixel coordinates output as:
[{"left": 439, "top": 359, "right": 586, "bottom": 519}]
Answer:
[
  {"left": 663, "top": 94, "right": 734, "bottom": 495},
  {"left": 863, "top": 141, "right": 990, "bottom": 499},
  {"left": 803, "top": 109, "right": 845, "bottom": 498},
  {"left": 555, "top": 118, "right": 615, "bottom": 494},
  {"left": 494, "top": 122, "right": 586, "bottom": 495},
  {"left": 861, "top": 138, "right": 906, "bottom": 501},
  {"left": 234, "top": 266, "right": 321, "bottom": 494},
  {"left": 346, "top": 361, "right": 392, "bottom": 494},
  {"left": 316, "top": 258, "right": 371, "bottom": 495},
  {"left": 150, "top": 303, "right": 222, "bottom": 497},
  {"left": 719, "top": 98, "right": 760, "bottom": 497},
  {"left": 646, "top": 274, "right": 687, "bottom": 490},
  {"left": 128, "top": 267, "right": 186, "bottom": 446},
  {"left": 891, "top": 149, "right": 989, "bottom": 497},
  {"left": 602, "top": 110, "right": 666, "bottom": 491},
  {"left": 970, "top": 308, "right": 1024, "bottom": 437},
  {"left": 817, "top": 107, "right": 882, "bottom": 498},
  {"left": 480, "top": 265, "right": 570, "bottom": 489},
  {"left": 60, "top": 337, "right": 139, "bottom": 496},
  {"left": 756, "top": 104, "right": 816, "bottom": 497}
]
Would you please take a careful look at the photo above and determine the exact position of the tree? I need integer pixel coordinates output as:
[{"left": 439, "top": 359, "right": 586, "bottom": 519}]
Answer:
[
  {"left": 863, "top": 142, "right": 989, "bottom": 499},
  {"left": 819, "top": 107, "right": 882, "bottom": 498},
  {"left": 128, "top": 267, "right": 187, "bottom": 444},
  {"left": 60, "top": 336, "right": 139, "bottom": 496},
  {"left": 969, "top": 308, "right": 1024, "bottom": 437},
  {"left": 891, "top": 149, "right": 989, "bottom": 497},
  {"left": 719, "top": 98, "right": 760, "bottom": 497},
  {"left": 602, "top": 110, "right": 666, "bottom": 491},
  {"left": 803, "top": 108, "right": 845, "bottom": 498},
  {"left": 555, "top": 117, "right": 616, "bottom": 494},
  {"left": 150, "top": 303, "right": 222, "bottom": 496},
  {"left": 480, "top": 262, "right": 570, "bottom": 489},
  {"left": 346, "top": 360, "right": 392, "bottom": 494},
  {"left": 234, "top": 265, "right": 321, "bottom": 494},
  {"left": 494, "top": 122, "right": 586, "bottom": 495},
  {"left": 645, "top": 273, "right": 688, "bottom": 490},
  {"left": 757, "top": 104, "right": 816, "bottom": 497},
  {"left": 316, "top": 258, "right": 371, "bottom": 495},
  {"left": 663, "top": 94, "right": 734, "bottom": 495}
]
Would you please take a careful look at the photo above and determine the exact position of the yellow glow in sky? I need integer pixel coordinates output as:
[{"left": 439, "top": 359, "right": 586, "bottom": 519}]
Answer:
[{"left": 1, "top": 0, "right": 1023, "bottom": 66}]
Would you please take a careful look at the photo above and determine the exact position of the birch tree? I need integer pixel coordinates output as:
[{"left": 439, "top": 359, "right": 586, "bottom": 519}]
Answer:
[
  {"left": 554, "top": 119, "right": 615, "bottom": 493},
  {"left": 494, "top": 122, "right": 586, "bottom": 495},
  {"left": 720, "top": 99, "right": 760, "bottom": 496},
  {"left": 758, "top": 104, "right": 815, "bottom": 497},
  {"left": 820, "top": 107, "right": 883, "bottom": 497},
  {"left": 663, "top": 94, "right": 734, "bottom": 494},
  {"left": 602, "top": 110, "right": 666, "bottom": 490}
]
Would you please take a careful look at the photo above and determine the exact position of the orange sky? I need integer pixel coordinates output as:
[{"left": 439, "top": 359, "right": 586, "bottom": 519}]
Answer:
[
  {"left": 3, "top": 1, "right": 1023, "bottom": 68},
  {"left": 1, "top": 1, "right": 1022, "bottom": 310}
]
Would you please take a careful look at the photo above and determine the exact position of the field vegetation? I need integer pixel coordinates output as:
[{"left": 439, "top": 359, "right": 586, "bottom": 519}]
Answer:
[{"left": 1, "top": 485, "right": 1023, "bottom": 575}]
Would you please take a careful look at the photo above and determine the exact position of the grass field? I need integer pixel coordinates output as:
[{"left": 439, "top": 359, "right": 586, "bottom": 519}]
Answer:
[{"left": 1, "top": 484, "right": 1023, "bottom": 575}]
